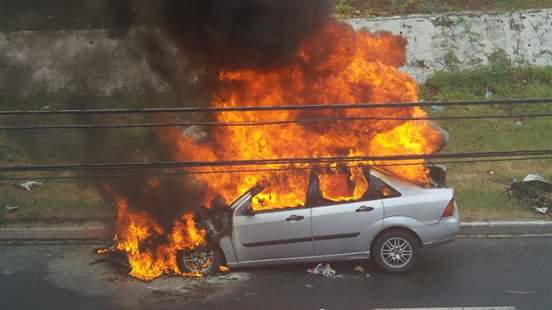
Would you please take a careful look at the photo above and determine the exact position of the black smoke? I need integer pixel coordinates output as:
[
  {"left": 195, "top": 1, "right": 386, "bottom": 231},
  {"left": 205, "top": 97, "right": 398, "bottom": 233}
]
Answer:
[
  {"left": 159, "top": 0, "right": 334, "bottom": 70},
  {"left": 5, "top": 0, "right": 335, "bottom": 232}
]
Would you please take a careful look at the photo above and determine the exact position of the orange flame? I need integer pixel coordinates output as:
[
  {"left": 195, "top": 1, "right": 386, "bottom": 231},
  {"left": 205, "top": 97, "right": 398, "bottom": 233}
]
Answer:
[
  {"left": 167, "top": 20, "right": 445, "bottom": 211},
  {"left": 111, "top": 195, "right": 206, "bottom": 281},
  {"left": 109, "top": 19, "right": 445, "bottom": 280}
]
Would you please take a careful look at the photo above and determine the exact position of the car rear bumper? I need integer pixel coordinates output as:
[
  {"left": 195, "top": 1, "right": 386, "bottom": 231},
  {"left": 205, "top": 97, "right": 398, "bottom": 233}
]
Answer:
[{"left": 418, "top": 206, "right": 461, "bottom": 246}]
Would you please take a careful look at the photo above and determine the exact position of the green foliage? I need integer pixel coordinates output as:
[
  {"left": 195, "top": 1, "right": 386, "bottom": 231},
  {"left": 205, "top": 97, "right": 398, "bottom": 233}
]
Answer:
[
  {"left": 421, "top": 64, "right": 552, "bottom": 220},
  {"left": 335, "top": 0, "right": 359, "bottom": 19},
  {"left": 422, "top": 64, "right": 552, "bottom": 101},
  {"left": 443, "top": 50, "right": 462, "bottom": 72}
]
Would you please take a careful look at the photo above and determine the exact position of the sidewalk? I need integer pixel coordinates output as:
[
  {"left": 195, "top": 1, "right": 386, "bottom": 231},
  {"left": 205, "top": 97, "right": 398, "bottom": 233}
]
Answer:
[{"left": 1, "top": 221, "right": 552, "bottom": 241}]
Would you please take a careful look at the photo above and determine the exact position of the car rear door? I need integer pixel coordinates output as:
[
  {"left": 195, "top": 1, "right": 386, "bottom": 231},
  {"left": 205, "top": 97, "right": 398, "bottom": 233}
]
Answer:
[
  {"left": 232, "top": 203, "right": 313, "bottom": 263},
  {"left": 311, "top": 200, "right": 383, "bottom": 256},
  {"left": 310, "top": 170, "right": 384, "bottom": 256}
]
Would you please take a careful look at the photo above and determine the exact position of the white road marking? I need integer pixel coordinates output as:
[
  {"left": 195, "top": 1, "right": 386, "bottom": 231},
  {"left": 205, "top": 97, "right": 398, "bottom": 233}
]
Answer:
[{"left": 373, "top": 307, "right": 516, "bottom": 310}]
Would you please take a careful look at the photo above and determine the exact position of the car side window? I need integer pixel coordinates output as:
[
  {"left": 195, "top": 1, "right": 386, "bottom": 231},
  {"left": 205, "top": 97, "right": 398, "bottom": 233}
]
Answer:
[
  {"left": 367, "top": 174, "right": 401, "bottom": 200},
  {"left": 250, "top": 172, "right": 310, "bottom": 212},
  {"left": 310, "top": 167, "right": 370, "bottom": 206}
]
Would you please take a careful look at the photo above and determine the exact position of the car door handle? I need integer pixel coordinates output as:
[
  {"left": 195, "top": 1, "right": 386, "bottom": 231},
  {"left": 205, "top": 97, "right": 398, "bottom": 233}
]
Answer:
[
  {"left": 286, "top": 215, "right": 305, "bottom": 221},
  {"left": 356, "top": 206, "right": 375, "bottom": 212}
]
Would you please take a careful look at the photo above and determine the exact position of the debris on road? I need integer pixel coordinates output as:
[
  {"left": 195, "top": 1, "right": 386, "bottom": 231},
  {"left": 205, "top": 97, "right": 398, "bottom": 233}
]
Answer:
[
  {"left": 305, "top": 284, "right": 314, "bottom": 289},
  {"left": 307, "top": 263, "right": 343, "bottom": 279},
  {"left": 4, "top": 205, "right": 19, "bottom": 212},
  {"left": 353, "top": 266, "right": 365, "bottom": 273},
  {"left": 508, "top": 174, "right": 552, "bottom": 215},
  {"left": 18, "top": 181, "right": 44, "bottom": 191}
]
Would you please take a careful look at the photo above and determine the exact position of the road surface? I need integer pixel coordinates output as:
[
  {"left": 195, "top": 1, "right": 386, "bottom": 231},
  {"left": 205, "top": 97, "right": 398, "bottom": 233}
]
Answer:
[{"left": 1, "top": 237, "right": 551, "bottom": 310}]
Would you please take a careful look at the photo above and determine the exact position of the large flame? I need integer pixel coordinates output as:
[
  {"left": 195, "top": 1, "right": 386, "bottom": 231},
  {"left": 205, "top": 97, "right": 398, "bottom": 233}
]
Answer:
[
  {"left": 167, "top": 20, "right": 445, "bottom": 211},
  {"left": 109, "top": 20, "right": 445, "bottom": 280}
]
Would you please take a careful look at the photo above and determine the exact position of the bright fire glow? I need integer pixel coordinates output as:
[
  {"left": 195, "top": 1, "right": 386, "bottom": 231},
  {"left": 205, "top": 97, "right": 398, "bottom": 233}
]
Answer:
[{"left": 109, "top": 20, "right": 445, "bottom": 281}]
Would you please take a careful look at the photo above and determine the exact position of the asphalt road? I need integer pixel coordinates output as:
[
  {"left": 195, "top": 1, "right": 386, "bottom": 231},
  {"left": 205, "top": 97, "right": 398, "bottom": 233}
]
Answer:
[{"left": 1, "top": 237, "right": 551, "bottom": 310}]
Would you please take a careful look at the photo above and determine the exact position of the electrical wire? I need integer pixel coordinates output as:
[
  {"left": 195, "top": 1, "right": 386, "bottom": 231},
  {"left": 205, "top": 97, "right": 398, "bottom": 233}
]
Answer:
[
  {"left": 2, "top": 150, "right": 552, "bottom": 173},
  {"left": 2, "top": 112, "right": 552, "bottom": 131},
  {"left": 1, "top": 98, "right": 552, "bottom": 116},
  {"left": 1, "top": 155, "right": 551, "bottom": 182}
]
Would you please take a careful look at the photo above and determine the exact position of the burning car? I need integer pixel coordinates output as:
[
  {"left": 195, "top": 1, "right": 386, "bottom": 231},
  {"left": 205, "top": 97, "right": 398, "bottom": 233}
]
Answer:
[
  {"left": 104, "top": 7, "right": 455, "bottom": 281},
  {"left": 178, "top": 167, "right": 460, "bottom": 274}
]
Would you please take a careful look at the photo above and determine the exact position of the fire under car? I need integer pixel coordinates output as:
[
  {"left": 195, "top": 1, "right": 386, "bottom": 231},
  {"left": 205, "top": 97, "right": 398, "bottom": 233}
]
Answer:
[{"left": 178, "top": 167, "right": 460, "bottom": 274}]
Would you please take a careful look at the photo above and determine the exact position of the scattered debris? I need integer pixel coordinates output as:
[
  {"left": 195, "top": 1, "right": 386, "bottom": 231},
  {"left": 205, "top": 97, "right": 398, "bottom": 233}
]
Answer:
[
  {"left": 366, "top": 273, "right": 371, "bottom": 278},
  {"left": 18, "top": 181, "right": 44, "bottom": 191},
  {"left": 4, "top": 205, "right": 19, "bottom": 212},
  {"left": 516, "top": 121, "right": 523, "bottom": 126},
  {"left": 305, "top": 284, "right": 314, "bottom": 289},
  {"left": 353, "top": 266, "right": 365, "bottom": 273},
  {"left": 430, "top": 105, "right": 445, "bottom": 113},
  {"left": 524, "top": 174, "right": 546, "bottom": 182},
  {"left": 307, "top": 263, "right": 343, "bottom": 279},
  {"left": 508, "top": 174, "right": 552, "bottom": 215}
]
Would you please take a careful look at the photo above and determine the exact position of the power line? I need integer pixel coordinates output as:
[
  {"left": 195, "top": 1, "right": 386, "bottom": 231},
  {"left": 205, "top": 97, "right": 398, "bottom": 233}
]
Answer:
[
  {"left": 1, "top": 98, "right": 552, "bottom": 116},
  {"left": 2, "top": 155, "right": 552, "bottom": 182},
  {"left": 2, "top": 150, "right": 552, "bottom": 173},
  {"left": 2, "top": 112, "right": 552, "bottom": 131}
]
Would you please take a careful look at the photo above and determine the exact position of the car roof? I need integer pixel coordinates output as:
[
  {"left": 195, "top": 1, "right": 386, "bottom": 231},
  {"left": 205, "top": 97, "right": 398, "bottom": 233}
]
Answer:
[{"left": 229, "top": 168, "right": 430, "bottom": 209}]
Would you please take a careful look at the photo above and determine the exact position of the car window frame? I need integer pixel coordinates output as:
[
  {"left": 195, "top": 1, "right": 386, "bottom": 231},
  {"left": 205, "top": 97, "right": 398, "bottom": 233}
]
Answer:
[
  {"left": 236, "top": 175, "right": 313, "bottom": 215},
  {"left": 307, "top": 168, "right": 402, "bottom": 208},
  {"left": 307, "top": 169, "right": 373, "bottom": 208}
]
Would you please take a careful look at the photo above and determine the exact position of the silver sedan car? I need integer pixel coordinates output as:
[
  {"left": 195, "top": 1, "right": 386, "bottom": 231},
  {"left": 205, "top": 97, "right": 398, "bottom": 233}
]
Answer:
[{"left": 179, "top": 168, "right": 460, "bottom": 274}]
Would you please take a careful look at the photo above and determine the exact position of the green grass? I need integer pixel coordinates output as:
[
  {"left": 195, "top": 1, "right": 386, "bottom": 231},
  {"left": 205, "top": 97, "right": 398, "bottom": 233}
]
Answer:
[
  {"left": 421, "top": 64, "right": 552, "bottom": 220},
  {"left": 0, "top": 181, "right": 112, "bottom": 224},
  {"left": 337, "top": 0, "right": 552, "bottom": 18}
]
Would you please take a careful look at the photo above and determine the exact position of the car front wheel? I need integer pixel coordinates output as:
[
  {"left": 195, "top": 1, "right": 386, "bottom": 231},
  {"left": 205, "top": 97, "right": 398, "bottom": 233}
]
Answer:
[
  {"left": 372, "top": 230, "right": 420, "bottom": 273},
  {"left": 177, "top": 245, "right": 223, "bottom": 275}
]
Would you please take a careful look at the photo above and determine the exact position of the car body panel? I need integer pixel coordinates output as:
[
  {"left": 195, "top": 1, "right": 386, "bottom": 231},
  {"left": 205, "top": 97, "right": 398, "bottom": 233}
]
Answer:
[
  {"left": 232, "top": 204, "right": 313, "bottom": 263},
  {"left": 218, "top": 168, "right": 460, "bottom": 269},
  {"left": 311, "top": 200, "right": 383, "bottom": 256}
]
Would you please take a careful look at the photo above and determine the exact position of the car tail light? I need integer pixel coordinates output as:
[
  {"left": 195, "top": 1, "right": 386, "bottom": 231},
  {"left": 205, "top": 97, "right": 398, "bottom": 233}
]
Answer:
[{"left": 442, "top": 198, "right": 455, "bottom": 219}]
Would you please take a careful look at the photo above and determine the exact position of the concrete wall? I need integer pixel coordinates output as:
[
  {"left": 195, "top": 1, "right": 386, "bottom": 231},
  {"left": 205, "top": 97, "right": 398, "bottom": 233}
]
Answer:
[
  {"left": 350, "top": 9, "right": 552, "bottom": 82},
  {"left": 1, "top": 9, "right": 551, "bottom": 98}
]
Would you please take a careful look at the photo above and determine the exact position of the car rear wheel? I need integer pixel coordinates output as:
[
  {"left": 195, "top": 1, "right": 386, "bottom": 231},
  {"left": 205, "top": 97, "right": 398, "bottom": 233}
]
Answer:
[
  {"left": 372, "top": 230, "right": 420, "bottom": 273},
  {"left": 177, "top": 245, "right": 223, "bottom": 275}
]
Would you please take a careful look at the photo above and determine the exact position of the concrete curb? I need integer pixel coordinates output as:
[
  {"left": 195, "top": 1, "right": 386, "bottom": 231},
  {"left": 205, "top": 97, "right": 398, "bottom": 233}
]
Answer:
[
  {"left": 1, "top": 221, "right": 552, "bottom": 241},
  {"left": 460, "top": 221, "right": 552, "bottom": 236},
  {"left": 0, "top": 223, "right": 113, "bottom": 241}
]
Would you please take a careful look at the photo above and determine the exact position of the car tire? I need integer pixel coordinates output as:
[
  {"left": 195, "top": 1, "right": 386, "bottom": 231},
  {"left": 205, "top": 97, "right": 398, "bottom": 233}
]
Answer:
[
  {"left": 177, "top": 245, "right": 223, "bottom": 276},
  {"left": 371, "top": 229, "right": 420, "bottom": 273}
]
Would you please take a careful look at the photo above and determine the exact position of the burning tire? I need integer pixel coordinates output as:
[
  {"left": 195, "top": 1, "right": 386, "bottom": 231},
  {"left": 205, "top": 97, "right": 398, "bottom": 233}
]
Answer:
[
  {"left": 371, "top": 229, "right": 420, "bottom": 273},
  {"left": 177, "top": 245, "right": 223, "bottom": 275}
]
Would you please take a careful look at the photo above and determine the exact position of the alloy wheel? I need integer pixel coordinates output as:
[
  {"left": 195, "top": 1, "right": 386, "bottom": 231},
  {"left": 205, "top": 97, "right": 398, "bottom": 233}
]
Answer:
[{"left": 380, "top": 237, "right": 413, "bottom": 269}]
